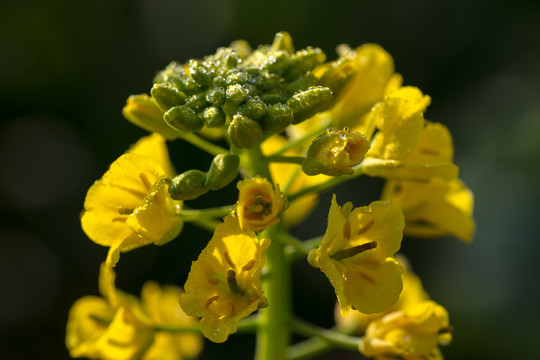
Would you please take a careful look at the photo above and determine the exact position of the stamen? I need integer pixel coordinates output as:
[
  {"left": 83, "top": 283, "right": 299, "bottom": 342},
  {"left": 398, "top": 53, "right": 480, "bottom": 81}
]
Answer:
[
  {"left": 223, "top": 251, "right": 236, "bottom": 269},
  {"left": 330, "top": 241, "right": 377, "bottom": 260},
  {"left": 230, "top": 303, "right": 237, "bottom": 316},
  {"left": 208, "top": 278, "right": 219, "bottom": 285},
  {"left": 419, "top": 148, "right": 440, "bottom": 156},
  {"left": 342, "top": 219, "right": 351, "bottom": 240},
  {"left": 360, "top": 272, "right": 375, "bottom": 284},
  {"left": 242, "top": 259, "right": 256, "bottom": 272},
  {"left": 227, "top": 270, "right": 242, "bottom": 294},
  {"left": 356, "top": 219, "right": 375, "bottom": 235},
  {"left": 140, "top": 173, "right": 152, "bottom": 190},
  {"left": 111, "top": 216, "right": 128, "bottom": 223},
  {"left": 205, "top": 295, "right": 219, "bottom": 309},
  {"left": 117, "top": 206, "right": 134, "bottom": 215},
  {"left": 245, "top": 195, "right": 272, "bottom": 218}
]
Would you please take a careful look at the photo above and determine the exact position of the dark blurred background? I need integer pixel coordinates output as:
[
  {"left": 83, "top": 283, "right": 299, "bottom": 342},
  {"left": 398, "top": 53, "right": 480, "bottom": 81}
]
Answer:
[{"left": 1, "top": 0, "right": 539, "bottom": 359}]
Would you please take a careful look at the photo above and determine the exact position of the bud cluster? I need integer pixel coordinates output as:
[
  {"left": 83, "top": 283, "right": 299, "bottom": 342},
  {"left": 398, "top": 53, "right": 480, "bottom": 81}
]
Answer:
[{"left": 148, "top": 32, "right": 355, "bottom": 148}]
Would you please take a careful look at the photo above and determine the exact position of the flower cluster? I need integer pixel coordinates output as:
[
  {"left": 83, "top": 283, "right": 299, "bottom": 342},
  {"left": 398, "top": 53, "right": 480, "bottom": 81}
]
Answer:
[{"left": 68, "top": 32, "right": 474, "bottom": 360}]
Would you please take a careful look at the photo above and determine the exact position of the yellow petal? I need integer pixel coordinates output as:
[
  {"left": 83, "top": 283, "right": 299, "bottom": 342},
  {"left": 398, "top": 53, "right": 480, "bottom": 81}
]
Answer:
[{"left": 127, "top": 133, "right": 176, "bottom": 178}]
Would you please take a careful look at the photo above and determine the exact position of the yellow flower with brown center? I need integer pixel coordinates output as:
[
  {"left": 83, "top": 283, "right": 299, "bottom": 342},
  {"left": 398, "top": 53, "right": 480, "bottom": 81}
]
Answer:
[
  {"left": 308, "top": 195, "right": 405, "bottom": 315},
  {"left": 382, "top": 176, "right": 475, "bottom": 242},
  {"left": 359, "top": 300, "right": 452, "bottom": 360},
  {"left": 235, "top": 177, "right": 288, "bottom": 232},
  {"left": 81, "top": 134, "right": 182, "bottom": 267},
  {"left": 179, "top": 215, "right": 270, "bottom": 343}
]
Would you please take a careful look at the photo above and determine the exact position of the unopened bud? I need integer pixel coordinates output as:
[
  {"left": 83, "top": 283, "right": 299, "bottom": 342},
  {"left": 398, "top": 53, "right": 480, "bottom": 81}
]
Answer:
[
  {"left": 151, "top": 83, "right": 187, "bottom": 111},
  {"left": 169, "top": 170, "right": 209, "bottom": 200},
  {"left": 318, "top": 60, "right": 357, "bottom": 107},
  {"left": 287, "top": 86, "right": 333, "bottom": 124},
  {"left": 285, "top": 47, "right": 326, "bottom": 80},
  {"left": 259, "top": 103, "right": 293, "bottom": 133},
  {"left": 202, "top": 106, "right": 226, "bottom": 128},
  {"left": 270, "top": 31, "right": 295, "bottom": 53},
  {"left": 302, "top": 128, "right": 370, "bottom": 176},
  {"left": 226, "top": 84, "right": 250, "bottom": 104},
  {"left": 164, "top": 104, "right": 204, "bottom": 133},
  {"left": 122, "top": 94, "right": 178, "bottom": 139},
  {"left": 237, "top": 97, "right": 267, "bottom": 119},
  {"left": 205, "top": 153, "right": 240, "bottom": 190},
  {"left": 228, "top": 114, "right": 264, "bottom": 149}
]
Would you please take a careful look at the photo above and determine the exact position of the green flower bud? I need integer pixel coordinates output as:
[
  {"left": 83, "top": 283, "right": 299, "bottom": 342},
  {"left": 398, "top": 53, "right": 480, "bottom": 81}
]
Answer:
[
  {"left": 287, "top": 86, "right": 333, "bottom": 124},
  {"left": 265, "top": 51, "right": 290, "bottom": 73},
  {"left": 318, "top": 60, "right": 357, "bottom": 107},
  {"left": 230, "top": 39, "right": 252, "bottom": 59},
  {"left": 270, "top": 31, "right": 295, "bottom": 53},
  {"left": 151, "top": 83, "right": 187, "bottom": 112},
  {"left": 285, "top": 47, "right": 326, "bottom": 80},
  {"left": 185, "top": 93, "right": 210, "bottom": 112},
  {"left": 169, "top": 170, "right": 209, "bottom": 200},
  {"left": 255, "top": 72, "right": 282, "bottom": 91},
  {"left": 205, "top": 153, "right": 240, "bottom": 190},
  {"left": 237, "top": 97, "right": 267, "bottom": 119},
  {"left": 228, "top": 114, "right": 264, "bottom": 149},
  {"left": 202, "top": 106, "right": 226, "bottom": 128},
  {"left": 260, "top": 103, "right": 293, "bottom": 133},
  {"left": 164, "top": 104, "right": 204, "bottom": 132},
  {"left": 226, "top": 84, "right": 249, "bottom": 104},
  {"left": 283, "top": 73, "right": 318, "bottom": 97},
  {"left": 188, "top": 60, "right": 213, "bottom": 86},
  {"left": 122, "top": 94, "right": 178, "bottom": 140},
  {"left": 206, "top": 87, "right": 226, "bottom": 105},
  {"left": 302, "top": 128, "right": 370, "bottom": 176}
]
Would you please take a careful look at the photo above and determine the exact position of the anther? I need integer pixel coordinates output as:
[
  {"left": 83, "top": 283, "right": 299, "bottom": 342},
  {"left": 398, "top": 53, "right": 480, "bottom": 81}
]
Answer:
[
  {"left": 242, "top": 259, "right": 256, "bottom": 272},
  {"left": 330, "top": 241, "right": 378, "bottom": 260},
  {"left": 227, "top": 270, "right": 242, "bottom": 294},
  {"left": 208, "top": 278, "right": 219, "bottom": 285},
  {"left": 342, "top": 219, "right": 351, "bottom": 240},
  {"left": 223, "top": 251, "right": 236, "bottom": 269},
  {"left": 419, "top": 148, "right": 440, "bottom": 156},
  {"left": 139, "top": 173, "right": 152, "bottom": 190},
  {"left": 117, "top": 206, "right": 134, "bottom": 215},
  {"left": 357, "top": 219, "right": 375, "bottom": 235},
  {"left": 205, "top": 295, "right": 219, "bottom": 309}
]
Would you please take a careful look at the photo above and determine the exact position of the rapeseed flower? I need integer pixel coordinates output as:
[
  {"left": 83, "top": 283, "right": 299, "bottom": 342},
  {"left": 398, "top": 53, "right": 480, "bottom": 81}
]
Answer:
[
  {"left": 308, "top": 195, "right": 404, "bottom": 315},
  {"left": 179, "top": 215, "right": 270, "bottom": 343}
]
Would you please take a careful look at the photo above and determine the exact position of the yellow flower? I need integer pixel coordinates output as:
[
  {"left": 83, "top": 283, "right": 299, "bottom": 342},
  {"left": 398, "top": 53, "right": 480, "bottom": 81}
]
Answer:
[
  {"left": 235, "top": 177, "right": 288, "bottom": 232},
  {"left": 262, "top": 135, "right": 330, "bottom": 227},
  {"left": 362, "top": 116, "right": 459, "bottom": 181},
  {"left": 141, "top": 281, "right": 204, "bottom": 360},
  {"left": 308, "top": 195, "right": 404, "bottom": 315},
  {"left": 67, "top": 266, "right": 203, "bottom": 360},
  {"left": 81, "top": 141, "right": 183, "bottom": 266},
  {"left": 326, "top": 44, "right": 403, "bottom": 129},
  {"left": 179, "top": 215, "right": 270, "bottom": 343},
  {"left": 382, "top": 176, "right": 475, "bottom": 242},
  {"left": 359, "top": 300, "right": 452, "bottom": 360},
  {"left": 127, "top": 133, "right": 176, "bottom": 179},
  {"left": 335, "top": 255, "right": 429, "bottom": 334},
  {"left": 367, "top": 86, "right": 431, "bottom": 160}
]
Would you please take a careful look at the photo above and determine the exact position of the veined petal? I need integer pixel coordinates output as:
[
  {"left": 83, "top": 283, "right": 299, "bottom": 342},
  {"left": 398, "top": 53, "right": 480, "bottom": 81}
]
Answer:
[
  {"left": 127, "top": 133, "right": 176, "bottom": 178},
  {"left": 310, "top": 195, "right": 404, "bottom": 316},
  {"left": 179, "top": 215, "right": 270, "bottom": 343}
]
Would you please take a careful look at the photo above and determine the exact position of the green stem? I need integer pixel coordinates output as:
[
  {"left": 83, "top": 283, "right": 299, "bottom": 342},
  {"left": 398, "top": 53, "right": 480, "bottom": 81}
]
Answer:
[
  {"left": 265, "top": 155, "right": 305, "bottom": 165},
  {"left": 180, "top": 205, "right": 233, "bottom": 221},
  {"left": 275, "top": 232, "right": 311, "bottom": 257},
  {"left": 288, "top": 166, "right": 364, "bottom": 202},
  {"left": 186, "top": 217, "right": 221, "bottom": 232},
  {"left": 256, "top": 223, "right": 291, "bottom": 360},
  {"left": 175, "top": 132, "right": 228, "bottom": 156},
  {"left": 290, "top": 317, "right": 361, "bottom": 351},
  {"left": 287, "top": 337, "right": 333, "bottom": 360}
]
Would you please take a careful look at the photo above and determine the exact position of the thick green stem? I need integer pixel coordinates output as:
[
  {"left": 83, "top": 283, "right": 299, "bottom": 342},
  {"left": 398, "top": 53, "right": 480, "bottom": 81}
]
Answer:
[
  {"left": 256, "top": 223, "right": 291, "bottom": 360},
  {"left": 235, "top": 144, "right": 292, "bottom": 360},
  {"left": 180, "top": 205, "right": 233, "bottom": 221}
]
